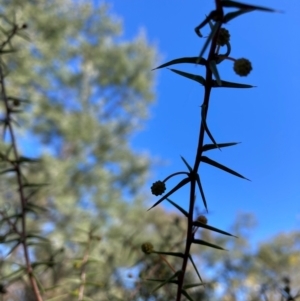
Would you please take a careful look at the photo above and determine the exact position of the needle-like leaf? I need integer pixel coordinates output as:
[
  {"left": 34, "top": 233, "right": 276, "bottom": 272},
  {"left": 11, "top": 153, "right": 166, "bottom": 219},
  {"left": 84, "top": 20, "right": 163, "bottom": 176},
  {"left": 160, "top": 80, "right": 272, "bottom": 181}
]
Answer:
[
  {"left": 180, "top": 156, "right": 193, "bottom": 172},
  {"left": 224, "top": 9, "right": 254, "bottom": 23},
  {"left": 181, "top": 289, "right": 195, "bottom": 301},
  {"left": 201, "top": 156, "right": 250, "bottom": 180},
  {"left": 189, "top": 254, "right": 203, "bottom": 282},
  {"left": 151, "top": 270, "right": 181, "bottom": 292},
  {"left": 166, "top": 198, "right": 188, "bottom": 217},
  {"left": 209, "top": 60, "right": 222, "bottom": 86},
  {"left": 169, "top": 68, "right": 206, "bottom": 86},
  {"left": 202, "top": 142, "right": 240, "bottom": 152},
  {"left": 198, "top": 21, "right": 220, "bottom": 62},
  {"left": 212, "top": 80, "right": 256, "bottom": 88},
  {"left": 193, "top": 238, "right": 226, "bottom": 250},
  {"left": 193, "top": 221, "right": 237, "bottom": 237},
  {"left": 0, "top": 168, "right": 15, "bottom": 175},
  {"left": 148, "top": 178, "right": 190, "bottom": 211},
  {"left": 201, "top": 105, "right": 220, "bottom": 151},
  {"left": 196, "top": 174, "right": 208, "bottom": 212},
  {"left": 221, "top": 0, "right": 281, "bottom": 12},
  {"left": 152, "top": 57, "right": 206, "bottom": 70},
  {"left": 183, "top": 283, "right": 205, "bottom": 290}
]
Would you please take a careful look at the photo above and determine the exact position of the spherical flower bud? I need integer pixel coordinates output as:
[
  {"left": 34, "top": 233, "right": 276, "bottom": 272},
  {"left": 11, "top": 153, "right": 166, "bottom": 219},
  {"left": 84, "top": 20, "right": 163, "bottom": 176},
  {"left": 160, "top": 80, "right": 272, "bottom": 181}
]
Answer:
[
  {"left": 13, "top": 99, "right": 20, "bottom": 106},
  {"left": 197, "top": 215, "right": 208, "bottom": 224},
  {"left": 151, "top": 180, "right": 166, "bottom": 196},
  {"left": 217, "top": 28, "right": 230, "bottom": 46},
  {"left": 234, "top": 58, "right": 252, "bottom": 77},
  {"left": 141, "top": 242, "right": 154, "bottom": 254}
]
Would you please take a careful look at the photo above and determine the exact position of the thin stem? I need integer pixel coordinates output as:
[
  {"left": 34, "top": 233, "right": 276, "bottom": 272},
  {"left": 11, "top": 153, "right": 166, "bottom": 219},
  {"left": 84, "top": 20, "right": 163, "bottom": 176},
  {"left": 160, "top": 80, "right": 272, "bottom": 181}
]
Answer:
[
  {"left": 0, "top": 24, "right": 18, "bottom": 50},
  {"left": 163, "top": 171, "right": 189, "bottom": 182},
  {"left": 78, "top": 238, "right": 91, "bottom": 301},
  {"left": 0, "top": 64, "right": 43, "bottom": 301},
  {"left": 176, "top": 180, "right": 196, "bottom": 301},
  {"left": 158, "top": 254, "right": 176, "bottom": 273},
  {"left": 175, "top": 4, "right": 224, "bottom": 300},
  {"left": 218, "top": 55, "right": 236, "bottom": 62}
]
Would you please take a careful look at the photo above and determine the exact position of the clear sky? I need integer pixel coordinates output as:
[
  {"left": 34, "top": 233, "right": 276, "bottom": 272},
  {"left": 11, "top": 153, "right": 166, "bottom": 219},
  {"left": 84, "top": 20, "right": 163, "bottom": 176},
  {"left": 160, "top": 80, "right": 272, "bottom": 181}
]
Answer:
[{"left": 106, "top": 0, "right": 300, "bottom": 245}]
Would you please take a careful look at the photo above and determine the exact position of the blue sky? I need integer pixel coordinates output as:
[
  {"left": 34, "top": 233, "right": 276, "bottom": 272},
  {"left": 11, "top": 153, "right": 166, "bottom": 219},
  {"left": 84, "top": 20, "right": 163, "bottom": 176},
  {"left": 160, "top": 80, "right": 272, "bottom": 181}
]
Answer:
[{"left": 107, "top": 0, "right": 300, "bottom": 244}]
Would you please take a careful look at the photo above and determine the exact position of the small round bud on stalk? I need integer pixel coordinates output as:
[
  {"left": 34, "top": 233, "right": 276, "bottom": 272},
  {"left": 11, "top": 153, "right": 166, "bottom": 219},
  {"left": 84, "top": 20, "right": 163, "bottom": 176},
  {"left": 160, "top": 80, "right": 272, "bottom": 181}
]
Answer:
[
  {"left": 217, "top": 28, "right": 230, "bottom": 46},
  {"left": 234, "top": 58, "right": 252, "bottom": 76},
  {"left": 141, "top": 242, "right": 154, "bottom": 254},
  {"left": 197, "top": 215, "right": 208, "bottom": 224},
  {"left": 151, "top": 180, "right": 166, "bottom": 196}
]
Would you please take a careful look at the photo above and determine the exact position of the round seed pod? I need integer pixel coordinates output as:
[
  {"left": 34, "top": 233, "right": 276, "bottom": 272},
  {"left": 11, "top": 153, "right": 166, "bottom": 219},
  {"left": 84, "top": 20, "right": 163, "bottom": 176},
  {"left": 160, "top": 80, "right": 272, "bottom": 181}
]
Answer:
[
  {"left": 217, "top": 28, "right": 230, "bottom": 46},
  {"left": 151, "top": 180, "right": 166, "bottom": 196},
  {"left": 141, "top": 242, "right": 154, "bottom": 254},
  {"left": 234, "top": 58, "right": 252, "bottom": 76}
]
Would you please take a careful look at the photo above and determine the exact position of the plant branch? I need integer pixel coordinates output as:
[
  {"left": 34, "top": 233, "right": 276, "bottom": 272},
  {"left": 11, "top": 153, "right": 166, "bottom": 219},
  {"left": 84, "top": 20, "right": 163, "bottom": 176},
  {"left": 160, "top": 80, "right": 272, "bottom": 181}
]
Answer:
[
  {"left": 78, "top": 238, "right": 91, "bottom": 301},
  {"left": 175, "top": 4, "right": 224, "bottom": 301},
  {"left": 0, "top": 29, "right": 43, "bottom": 301}
]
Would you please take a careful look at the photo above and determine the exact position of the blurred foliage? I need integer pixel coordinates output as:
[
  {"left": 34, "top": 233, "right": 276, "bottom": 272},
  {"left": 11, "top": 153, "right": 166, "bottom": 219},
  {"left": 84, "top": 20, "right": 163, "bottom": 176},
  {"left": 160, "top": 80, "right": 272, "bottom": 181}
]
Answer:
[
  {"left": 0, "top": 1, "right": 174, "bottom": 300},
  {"left": 193, "top": 213, "right": 300, "bottom": 301}
]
